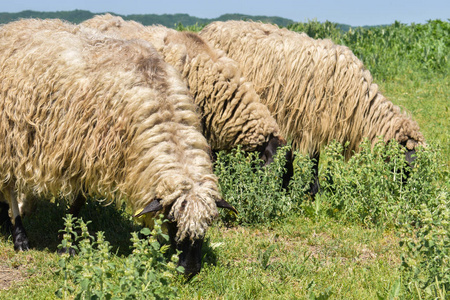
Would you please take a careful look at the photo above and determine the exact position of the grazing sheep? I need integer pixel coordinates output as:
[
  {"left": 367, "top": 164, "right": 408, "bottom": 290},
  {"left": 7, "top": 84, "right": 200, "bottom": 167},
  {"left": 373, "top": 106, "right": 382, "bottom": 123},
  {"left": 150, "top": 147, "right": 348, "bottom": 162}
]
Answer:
[
  {"left": 82, "top": 15, "right": 293, "bottom": 187},
  {"left": 200, "top": 20, "right": 425, "bottom": 194},
  {"left": 0, "top": 18, "right": 235, "bottom": 275}
]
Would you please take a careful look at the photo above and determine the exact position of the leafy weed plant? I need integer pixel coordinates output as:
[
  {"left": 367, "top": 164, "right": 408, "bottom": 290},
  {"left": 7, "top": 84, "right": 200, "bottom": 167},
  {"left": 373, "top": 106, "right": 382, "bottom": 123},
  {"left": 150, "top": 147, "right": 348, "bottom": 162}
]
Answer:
[
  {"left": 399, "top": 192, "right": 449, "bottom": 298},
  {"left": 318, "top": 139, "right": 411, "bottom": 227},
  {"left": 56, "top": 214, "right": 181, "bottom": 299},
  {"left": 214, "top": 146, "right": 297, "bottom": 225},
  {"left": 317, "top": 139, "right": 449, "bottom": 298}
]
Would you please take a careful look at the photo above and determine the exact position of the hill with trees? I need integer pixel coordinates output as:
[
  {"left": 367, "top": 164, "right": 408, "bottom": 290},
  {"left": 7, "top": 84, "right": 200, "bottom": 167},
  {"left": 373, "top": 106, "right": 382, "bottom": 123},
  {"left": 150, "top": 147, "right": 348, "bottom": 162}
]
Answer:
[{"left": 0, "top": 10, "right": 299, "bottom": 27}]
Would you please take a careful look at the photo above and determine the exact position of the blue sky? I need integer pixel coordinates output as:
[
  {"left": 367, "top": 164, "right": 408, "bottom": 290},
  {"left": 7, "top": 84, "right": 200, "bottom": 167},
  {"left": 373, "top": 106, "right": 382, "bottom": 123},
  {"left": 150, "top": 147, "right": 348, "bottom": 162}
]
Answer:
[{"left": 1, "top": 0, "right": 448, "bottom": 26}]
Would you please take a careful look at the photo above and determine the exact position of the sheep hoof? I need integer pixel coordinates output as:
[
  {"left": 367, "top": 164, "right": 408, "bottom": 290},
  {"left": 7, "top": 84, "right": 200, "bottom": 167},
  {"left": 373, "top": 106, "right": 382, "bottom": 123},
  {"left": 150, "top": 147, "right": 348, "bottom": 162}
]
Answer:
[
  {"left": 13, "top": 232, "right": 30, "bottom": 251},
  {"left": 57, "top": 247, "right": 77, "bottom": 256},
  {"left": 12, "top": 216, "right": 30, "bottom": 251}
]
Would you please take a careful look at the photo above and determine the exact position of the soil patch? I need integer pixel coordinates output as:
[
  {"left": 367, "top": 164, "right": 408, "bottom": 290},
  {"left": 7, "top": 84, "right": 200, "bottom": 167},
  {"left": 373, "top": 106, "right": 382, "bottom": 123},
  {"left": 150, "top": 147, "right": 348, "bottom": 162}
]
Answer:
[{"left": 0, "top": 264, "right": 25, "bottom": 290}]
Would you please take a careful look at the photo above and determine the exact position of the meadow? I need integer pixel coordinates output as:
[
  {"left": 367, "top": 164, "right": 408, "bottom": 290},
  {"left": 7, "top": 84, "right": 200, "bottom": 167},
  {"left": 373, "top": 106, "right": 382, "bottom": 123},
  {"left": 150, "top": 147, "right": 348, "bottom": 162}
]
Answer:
[{"left": 0, "top": 19, "right": 448, "bottom": 299}]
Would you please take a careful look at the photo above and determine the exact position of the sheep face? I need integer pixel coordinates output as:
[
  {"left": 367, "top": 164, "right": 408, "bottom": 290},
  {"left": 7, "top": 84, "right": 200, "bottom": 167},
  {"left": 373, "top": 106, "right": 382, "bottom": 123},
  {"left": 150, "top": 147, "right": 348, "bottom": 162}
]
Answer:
[
  {"left": 405, "top": 149, "right": 417, "bottom": 166},
  {"left": 400, "top": 139, "right": 421, "bottom": 182},
  {"left": 138, "top": 198, "right": 236, "bottom": 276},
  {"left": 137, "top": 200, "right": 204, "bottom": 275},
  {"left": 257, "top": 135, "right": 294, "bottom": 190},
  {"left": 166, "top": 220, "right": 203, "bottom": 276}
]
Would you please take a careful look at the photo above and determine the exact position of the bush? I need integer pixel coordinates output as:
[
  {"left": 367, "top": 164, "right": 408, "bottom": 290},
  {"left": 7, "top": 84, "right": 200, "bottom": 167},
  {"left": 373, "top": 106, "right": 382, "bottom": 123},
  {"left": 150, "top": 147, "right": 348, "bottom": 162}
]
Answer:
[
  {"left": 288, "top": 152, "right": 315, "bottom": 202},
  {"left": 55, "top": 214, "right": 181, "bottom": 299},
  {"left": 318, "top": 139, "right": 410, "bottom": 227},
  {"left": 214, "top": 146, "right": 297, "bottom": 225},
  {"left": 174, "top": 22, "right": 205, "bottom": 32},
  {"left": 399, "top": 193, "right": 450, "bottom": 299},
  {"left": 397, "top": 146, "right": 449, "bottom": 298},
  {"left": 287, "top": 19, "right": 343, "bottom": 40}
]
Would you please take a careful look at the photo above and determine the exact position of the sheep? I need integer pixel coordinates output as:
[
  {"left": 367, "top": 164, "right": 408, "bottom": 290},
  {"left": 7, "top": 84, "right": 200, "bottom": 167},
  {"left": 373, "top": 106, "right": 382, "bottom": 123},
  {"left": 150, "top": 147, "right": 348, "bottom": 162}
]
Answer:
[
  {"left": 0, "top": 18, "right": 236, "bottom": 275},
  {"left": 200, "top": 20, "right": 425, "bottom": 195},
  {"left": 81, "top": 14, "right": 293, "bottom": 187}
]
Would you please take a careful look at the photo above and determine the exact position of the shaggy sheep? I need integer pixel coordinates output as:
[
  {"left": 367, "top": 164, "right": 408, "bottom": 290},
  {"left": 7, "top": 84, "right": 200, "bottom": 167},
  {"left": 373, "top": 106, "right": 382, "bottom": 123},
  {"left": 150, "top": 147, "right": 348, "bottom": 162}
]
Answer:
[
  {"left": 81, "top": 15, "right": 293, "bottom": 187},
  {"left": 0, "top": 18, "right": 235, "bottom": 275},
  {"left": 200, "top": 21, "right": 425, "bottom": 194}
]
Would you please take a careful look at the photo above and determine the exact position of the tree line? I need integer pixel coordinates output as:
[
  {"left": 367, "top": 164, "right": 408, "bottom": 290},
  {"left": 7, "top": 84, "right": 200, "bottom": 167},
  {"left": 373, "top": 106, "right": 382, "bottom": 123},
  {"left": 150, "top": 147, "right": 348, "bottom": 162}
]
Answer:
[{"left": 0, "top": 10, "right": 297, "bottom": 28}]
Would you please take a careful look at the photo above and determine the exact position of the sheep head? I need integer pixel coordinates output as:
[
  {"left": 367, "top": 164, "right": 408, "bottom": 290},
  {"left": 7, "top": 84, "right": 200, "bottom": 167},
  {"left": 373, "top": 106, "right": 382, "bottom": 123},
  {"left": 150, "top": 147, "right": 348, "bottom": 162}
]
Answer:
[
  {"left": 257, "top": 135, "right": 294, "bottom": 190},
  {"left": 136, "top": 197, "right": 236, "bottom": 276}
]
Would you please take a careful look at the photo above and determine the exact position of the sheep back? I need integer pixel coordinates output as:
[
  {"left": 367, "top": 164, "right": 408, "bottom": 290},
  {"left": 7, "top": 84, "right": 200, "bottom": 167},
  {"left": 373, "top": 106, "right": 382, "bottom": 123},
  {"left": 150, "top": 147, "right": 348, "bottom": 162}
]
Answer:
[
  {"left": 200, "top": 21, "right": 425, "bottom": 158},
  {"left": 82, "top": 14, "right": 282, "bottom": 152}
]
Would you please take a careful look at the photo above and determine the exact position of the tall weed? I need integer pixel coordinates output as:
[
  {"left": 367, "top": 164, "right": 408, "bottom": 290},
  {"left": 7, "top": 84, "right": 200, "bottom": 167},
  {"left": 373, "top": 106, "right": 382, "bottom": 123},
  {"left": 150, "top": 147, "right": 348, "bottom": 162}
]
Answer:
[
  {"left": 55, "top": 214, "right": 181, "bottom": 299},
  {"left": 399, "top": 192, "right": 449, "bottom": 299},
  {"left": 397, "top": 147, "right": 449, "bottom": 297},
  {"left": 214, "top": 146, "right": 297, "bottom": 225},
  {"left": 318, "top": 139, "right": 411, "bottom": 227}
]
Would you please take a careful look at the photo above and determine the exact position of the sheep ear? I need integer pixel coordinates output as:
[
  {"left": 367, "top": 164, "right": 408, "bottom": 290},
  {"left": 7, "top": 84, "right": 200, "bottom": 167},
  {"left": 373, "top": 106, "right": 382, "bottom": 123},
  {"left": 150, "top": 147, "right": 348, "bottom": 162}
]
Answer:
[
  {"left": 134, "top": 199, "right": 163, "bottom": 217},
  {"left": 216, "top": 199, "right": 238, "bottom": 214}
]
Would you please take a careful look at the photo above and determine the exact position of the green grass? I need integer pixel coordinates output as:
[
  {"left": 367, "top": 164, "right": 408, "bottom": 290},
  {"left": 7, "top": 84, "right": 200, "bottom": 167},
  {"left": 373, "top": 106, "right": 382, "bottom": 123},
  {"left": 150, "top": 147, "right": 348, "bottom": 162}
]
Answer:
[
  {"left": 175, "top": 215, "right": 401, "bottom": 299},
  {"left": 0, "top": 212, "right": 402, "bottom": 299},
  {"left": 0, "top": 19, "right": 449, "bottom": 299}
]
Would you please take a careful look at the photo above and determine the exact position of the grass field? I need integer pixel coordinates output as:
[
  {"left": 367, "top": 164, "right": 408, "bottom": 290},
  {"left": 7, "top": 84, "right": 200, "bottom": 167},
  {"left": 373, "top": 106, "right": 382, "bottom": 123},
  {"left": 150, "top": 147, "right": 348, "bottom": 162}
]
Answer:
[{"left": 0, "top": 19, "right": 448, "bottom": 299}]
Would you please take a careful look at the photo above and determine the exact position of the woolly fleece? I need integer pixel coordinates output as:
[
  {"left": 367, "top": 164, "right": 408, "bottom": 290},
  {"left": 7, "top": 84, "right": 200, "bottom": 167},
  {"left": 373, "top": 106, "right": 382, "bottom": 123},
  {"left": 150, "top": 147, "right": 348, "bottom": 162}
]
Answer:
[
  {"left": 82, "top": 14, "right": 281, "bottom": 152},
  {"left": 200, "top": 21, "right": 425, "bottom": 159},
  {"left": 0, "top": 18, "right": 221, "bottom": 241}
]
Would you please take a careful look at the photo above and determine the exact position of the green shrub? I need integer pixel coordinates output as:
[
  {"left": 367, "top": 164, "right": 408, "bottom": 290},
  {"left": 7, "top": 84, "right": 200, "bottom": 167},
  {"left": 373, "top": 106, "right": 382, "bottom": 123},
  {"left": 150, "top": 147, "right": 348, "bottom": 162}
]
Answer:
[
  {"left": 341, "top": 20, "right": 449, "bottom": 80},
  {"left": 214, "top": 146, "right": 296, "bottom": 225},
  {"left": 399, "top": 193, "right": 450, "bottom": 299},
  {"left": 315, "top": 139, "right": 449, "bottom": 298},
  {"left": 397, "top": 146, "right": 449, "bottom": 298},
  {"left": 317, "top": 139, "right": 448, "bottom": 227},
  {"left": 287, "top": 19, "right": 343, "bottom": 40},
  {"left": 318, "top": 139, "right": 410, "bottom": 227},
  {"left": 288, "top": 152, "right": 315, "bottom": 201},
  {"left": 174, "top": 22, "right": 205, "bottom": 32},
  {"left": 55, "top": 214, "right": 181, "bottom": 299}
]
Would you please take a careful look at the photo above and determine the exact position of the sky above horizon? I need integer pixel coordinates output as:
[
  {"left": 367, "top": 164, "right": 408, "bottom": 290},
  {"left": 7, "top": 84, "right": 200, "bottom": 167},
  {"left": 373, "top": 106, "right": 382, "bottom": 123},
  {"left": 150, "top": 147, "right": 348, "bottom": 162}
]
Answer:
[{"left": 0, "top": 0, "right": 448, "bottom": 27}]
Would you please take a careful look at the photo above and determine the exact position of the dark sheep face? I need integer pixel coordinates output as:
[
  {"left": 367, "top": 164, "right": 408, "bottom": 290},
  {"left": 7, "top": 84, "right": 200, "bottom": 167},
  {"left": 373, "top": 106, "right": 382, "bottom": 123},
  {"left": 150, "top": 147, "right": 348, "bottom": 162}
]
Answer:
[
  {"left": 399, "top": 140, "right": 419, "bottom": 181},
  {"left": 258, "top": 135, "right": 294, "bottom": 189},
  {"left": 166, "top": 220, "right": 203, "bottom": 276},
  {"left": 138, "top": 198, "right": 235, "bottom": 276},
  {"left": 135, "top": 200, "right": 203, "bottom": 275},
  {"left": 402, "top": 148, "right": 417, "bottom": 181},
  {"left": 405, "top": 148, "right": 417, "bottom": 166},
  {"left": 175, "top": 238, "right": 203, "bottom": 276}
]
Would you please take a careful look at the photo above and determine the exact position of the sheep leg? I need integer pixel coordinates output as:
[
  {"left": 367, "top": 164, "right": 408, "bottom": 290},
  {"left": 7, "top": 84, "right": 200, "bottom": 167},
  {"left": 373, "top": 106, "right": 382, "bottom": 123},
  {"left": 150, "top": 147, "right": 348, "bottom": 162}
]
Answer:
[
  {"left": 58, "top": 193, "right": 87, "bottom": 255},
  {"left": 68, "top": 193, "right": 87, "bottom": 217},
  {"left": 0, "top": 201, "right": 13, "bottom": 234},
  {"left": 282, "top": 148, "right": 294, "bottom": 191},
  {"left": 309, "top": 153, "right": 320, "bottom": 198},
  {"left": 2, "top": 187, "right": 30, "bottom": 251}
]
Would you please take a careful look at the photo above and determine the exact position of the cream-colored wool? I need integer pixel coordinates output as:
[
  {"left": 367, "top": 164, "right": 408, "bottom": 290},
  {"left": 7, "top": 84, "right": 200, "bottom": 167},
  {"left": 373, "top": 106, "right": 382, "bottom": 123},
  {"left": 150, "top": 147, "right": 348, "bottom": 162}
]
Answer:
[
  {"left": 0, "top": 18, "right": 221, "bottom": 242},
  {"left": 200, "top": 21, "right": 425, "bottom": 159},
  {"left": 82, "top": 14, "right": 281, "bottom": 152}
]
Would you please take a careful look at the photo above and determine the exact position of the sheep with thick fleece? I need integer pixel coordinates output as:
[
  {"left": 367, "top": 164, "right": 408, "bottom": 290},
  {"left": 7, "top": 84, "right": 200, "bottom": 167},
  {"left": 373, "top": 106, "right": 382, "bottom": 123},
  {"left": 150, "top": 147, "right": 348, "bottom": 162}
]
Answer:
[
  {"left": 82, "top": 15, "right": 293, "bottom": 186},
  {"left": 0, "top": 18, "right": 234, "bottom": 275},
  {"left": 200, "top": 21, "right": 425, "bottom": 194}
]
